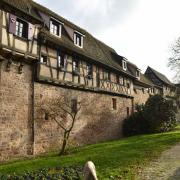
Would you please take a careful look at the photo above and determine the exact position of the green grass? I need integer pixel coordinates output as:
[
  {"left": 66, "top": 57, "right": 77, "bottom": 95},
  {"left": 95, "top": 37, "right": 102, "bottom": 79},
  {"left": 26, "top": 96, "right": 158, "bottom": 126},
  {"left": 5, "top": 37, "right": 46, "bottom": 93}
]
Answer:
[{"left": 0, "top": 125, "right": 180, "bottom": 179}]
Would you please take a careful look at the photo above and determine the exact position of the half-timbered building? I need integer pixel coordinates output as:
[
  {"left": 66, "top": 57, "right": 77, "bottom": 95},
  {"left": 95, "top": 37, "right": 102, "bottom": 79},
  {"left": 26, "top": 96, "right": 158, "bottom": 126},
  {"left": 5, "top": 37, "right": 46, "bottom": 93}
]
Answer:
[
  {"left": 145, "top": 66, "right": 176, "bottom": 98},
  {"left": 0, "top": 0, "right": 178, "bottom": 161}
]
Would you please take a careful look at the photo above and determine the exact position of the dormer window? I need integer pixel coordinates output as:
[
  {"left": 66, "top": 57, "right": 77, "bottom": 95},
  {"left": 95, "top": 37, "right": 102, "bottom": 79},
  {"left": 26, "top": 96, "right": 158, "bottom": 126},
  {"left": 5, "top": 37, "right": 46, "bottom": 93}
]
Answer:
[
  {"left": 50, "top": 19, "right": 62, "bottom": 37},
  {"left": 122, "top": 60, "right": 127, "bottom": 71},
  {"left": 136, "top": 69, "right": 140, "bottom": 79},
  {"left": 74, "top": 32, "right": 83, "bottom": 48}
]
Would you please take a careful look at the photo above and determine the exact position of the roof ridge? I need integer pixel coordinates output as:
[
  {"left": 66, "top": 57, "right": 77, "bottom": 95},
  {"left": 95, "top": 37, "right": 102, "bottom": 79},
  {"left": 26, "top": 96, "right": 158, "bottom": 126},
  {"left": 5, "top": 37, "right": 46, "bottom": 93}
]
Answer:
[{"left": 147, "top": 66, "right": 173, "bottom": 85}]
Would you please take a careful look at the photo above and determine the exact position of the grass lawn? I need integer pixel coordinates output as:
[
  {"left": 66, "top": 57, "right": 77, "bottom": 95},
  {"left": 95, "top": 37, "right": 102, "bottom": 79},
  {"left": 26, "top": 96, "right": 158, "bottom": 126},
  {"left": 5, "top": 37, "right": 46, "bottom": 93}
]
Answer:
[{"left": 0, "top": 125, "right": 180, "bottom": 179}]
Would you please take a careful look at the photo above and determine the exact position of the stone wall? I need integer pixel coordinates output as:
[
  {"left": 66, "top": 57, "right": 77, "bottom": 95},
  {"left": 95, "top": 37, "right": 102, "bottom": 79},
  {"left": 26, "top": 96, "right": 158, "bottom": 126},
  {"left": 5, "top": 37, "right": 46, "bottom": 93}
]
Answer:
[
  {"left": 0, "top": 61, "right": 133, "bottom": 160},
  {"left": 34, "top": 83, "right": 133, "bottom": 154},
  {"left": 0, "top": 59, "right": 33, "bottom": 161},
  {"left": 133, "top": 88, "right": 150, "bottom": 109}
]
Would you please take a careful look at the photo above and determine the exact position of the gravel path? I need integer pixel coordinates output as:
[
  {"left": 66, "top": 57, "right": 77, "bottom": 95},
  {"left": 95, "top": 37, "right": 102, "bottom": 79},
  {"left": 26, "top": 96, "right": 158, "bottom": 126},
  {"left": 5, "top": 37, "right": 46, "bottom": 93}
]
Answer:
[{"left": 140, "top": 143, "right": 180, "bottom": 180}]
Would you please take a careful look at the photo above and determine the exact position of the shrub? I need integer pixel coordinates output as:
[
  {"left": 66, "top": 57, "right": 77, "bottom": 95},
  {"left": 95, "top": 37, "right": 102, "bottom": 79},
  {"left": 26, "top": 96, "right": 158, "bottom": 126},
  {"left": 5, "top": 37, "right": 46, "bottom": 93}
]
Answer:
[
  {"left": 123, "top": 95, "right": 177, "bottom": 136},
  {"left": 144, "top": 95, "right": 177, "bottom": 133},
  {"left": 0, "top": 166, "right": 83, "bottom": 180},
  {"left": 123, "top": 110, "right": 145, "bottom": 136}
]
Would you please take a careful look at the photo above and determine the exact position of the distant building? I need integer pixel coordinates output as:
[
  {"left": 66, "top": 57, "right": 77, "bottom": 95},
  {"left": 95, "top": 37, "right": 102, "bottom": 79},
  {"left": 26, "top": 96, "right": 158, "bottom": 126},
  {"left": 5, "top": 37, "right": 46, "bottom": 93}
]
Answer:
[{"left": 145, "top": 66, "right": 176, "bottom": 99}]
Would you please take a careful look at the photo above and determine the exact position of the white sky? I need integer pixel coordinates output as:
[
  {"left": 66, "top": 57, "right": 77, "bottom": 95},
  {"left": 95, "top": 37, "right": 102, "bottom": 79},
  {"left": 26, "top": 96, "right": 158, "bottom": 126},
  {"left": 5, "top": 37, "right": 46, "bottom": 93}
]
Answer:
[{"left": 35, "top": 0, "right": 180, "bottom": 82}]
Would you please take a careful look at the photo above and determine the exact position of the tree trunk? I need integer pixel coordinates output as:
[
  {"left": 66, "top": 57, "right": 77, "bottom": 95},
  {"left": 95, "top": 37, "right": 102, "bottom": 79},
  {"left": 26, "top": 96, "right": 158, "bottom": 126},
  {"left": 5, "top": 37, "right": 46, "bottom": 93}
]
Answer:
[{"left": 59, "top": 131, "right": 69, "bottom": 155}]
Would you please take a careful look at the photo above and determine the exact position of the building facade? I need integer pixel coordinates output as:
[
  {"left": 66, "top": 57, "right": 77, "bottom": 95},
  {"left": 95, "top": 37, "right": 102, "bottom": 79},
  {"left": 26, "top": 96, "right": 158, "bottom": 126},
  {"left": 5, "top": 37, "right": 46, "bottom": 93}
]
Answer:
[{"left": 0, "top": 0, "right": 178, "bottom": 161}]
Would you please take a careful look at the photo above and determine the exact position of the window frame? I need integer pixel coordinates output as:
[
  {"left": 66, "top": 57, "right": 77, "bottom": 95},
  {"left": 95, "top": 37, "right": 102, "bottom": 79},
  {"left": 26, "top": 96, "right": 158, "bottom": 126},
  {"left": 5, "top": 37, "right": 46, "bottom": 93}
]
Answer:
[
  {"left": 15, "top": 18, "right": 28, "bottom": 38},
  {"left": 57, "top": 53, "right": 67, "bottom": 70},
  {"left": 136, "top": 69, "right": 140, "bottom": 79},
  {"left": 72, "top": 59, "right": 79, "bottom": 72},
  {"left": 40, "top": 55, "right": 48, "bottom": 65},
  {"left": 86, "top": 63, "right": 93, "bottom": 78},
  {"left": 50, "top": 18, "right": 62, "bottom": 37},
  {"left": 103, "top": 70, "right": 111, "bottom": 81},
  {"left": 74, "top": 32, "right": 83, "bottom": 48},
  {"left": 122, "top": 60, "right": 127, "bottom": 71},
  {"left": 119, "top": 76, "right": 124, "bottom": 85}
]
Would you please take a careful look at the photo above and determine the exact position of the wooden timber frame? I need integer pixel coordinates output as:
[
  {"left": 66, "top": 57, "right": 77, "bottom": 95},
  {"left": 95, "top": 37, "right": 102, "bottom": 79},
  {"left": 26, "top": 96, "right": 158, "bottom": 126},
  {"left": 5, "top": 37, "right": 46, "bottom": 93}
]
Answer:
[{"left": 37, "top": 34, "right": 134, "bottom": 98}]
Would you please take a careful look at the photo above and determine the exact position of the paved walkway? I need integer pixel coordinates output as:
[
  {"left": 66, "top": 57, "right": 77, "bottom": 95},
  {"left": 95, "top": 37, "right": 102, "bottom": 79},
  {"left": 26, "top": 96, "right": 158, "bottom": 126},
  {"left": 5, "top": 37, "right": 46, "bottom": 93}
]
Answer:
[{"left": 140, "top": 143, "right": 180, "bottom": 180}]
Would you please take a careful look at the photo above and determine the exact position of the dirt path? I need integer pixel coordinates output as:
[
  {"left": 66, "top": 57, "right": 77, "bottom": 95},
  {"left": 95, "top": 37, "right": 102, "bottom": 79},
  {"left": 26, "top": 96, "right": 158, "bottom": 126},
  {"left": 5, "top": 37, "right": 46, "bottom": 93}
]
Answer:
[{"left": 140, "top": 143, "right": 180, "bottom": 180}]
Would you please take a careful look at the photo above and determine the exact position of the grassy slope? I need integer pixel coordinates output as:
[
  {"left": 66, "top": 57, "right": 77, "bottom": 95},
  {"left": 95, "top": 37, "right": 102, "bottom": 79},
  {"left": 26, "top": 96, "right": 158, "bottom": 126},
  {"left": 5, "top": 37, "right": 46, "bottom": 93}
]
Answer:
[{"left": 0, "top": 126, "right": 180, "bottom": 179}]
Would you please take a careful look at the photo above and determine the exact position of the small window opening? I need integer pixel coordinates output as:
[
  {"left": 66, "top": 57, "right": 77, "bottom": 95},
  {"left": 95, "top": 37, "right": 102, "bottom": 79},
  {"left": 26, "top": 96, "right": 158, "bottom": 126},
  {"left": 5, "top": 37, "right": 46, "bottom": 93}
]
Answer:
[
  {"left": 112, "top": 98, "right": 117, "bottom": 110},
  {"left": 58, "top": 53, "right": 66, "bottom": 69},
  {"left": 87, "top": 64, "right": 93, "bottom": 78},
  {"left": 127, "top": 107, "right": 130, "bottom": 117},
  {"left": 71, "top": 99, "right": 77, "bottom": 113},
  {"left": 72, "top": 59, "right": 79, "bottom": 72},
  {"left": 40, "top": 55, "right": 48, "bottom": 65},
  {"left": 104, "top": 70, "right": 111, "bottom": 81}
]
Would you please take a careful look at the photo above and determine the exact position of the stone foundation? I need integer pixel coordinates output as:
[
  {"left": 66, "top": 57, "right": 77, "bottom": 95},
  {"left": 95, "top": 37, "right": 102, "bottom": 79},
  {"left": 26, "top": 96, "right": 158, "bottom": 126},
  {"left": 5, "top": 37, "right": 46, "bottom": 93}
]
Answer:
[
  {"left": 0, "top": 61, "right": 133, "bottom": 161},
  {"left": 0, "top": 60, "right": 33, "bottom": 161},
  {"left": 34, "top": 83, "right": 133, "bottom": 154}
]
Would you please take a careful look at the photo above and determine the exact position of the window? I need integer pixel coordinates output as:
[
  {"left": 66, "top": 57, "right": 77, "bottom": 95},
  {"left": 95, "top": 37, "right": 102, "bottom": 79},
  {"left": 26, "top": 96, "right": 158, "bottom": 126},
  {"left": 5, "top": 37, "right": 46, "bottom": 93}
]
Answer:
[
  {"left": 112, "top": 98, "right": 117, "bottom": 110},
  {"left": 50, "top": 19, "right": 61, "bottom": 37},
  {"left": 74, "top": 32, "right": 83, "bottom": 48},
  {"left": 127, "top": 82, "right": 130, "bottom": 89},
  {"left": 40, "top": 55, "right": 48, "bottom": 64},
  {"left": 103, "top": 70, "right": 111, "bottom": 81},
  {"left": 71, "top": 99, "right": 77, "bottom": 113},
  {"left": 72, "top": 59, "right": 79, "bottom": 72},
  {"left": 87, "top": 64, "right": 93, "bottom": 78},
  {"left": 15, "top": 18, "right": 28, "bottom": 38},
  {"left": 116, "top": 75, "right": 119, "bottom": 84},
  {"left": 151, "top": 88, "right": 155, "bottom": 93},
  {"left": 119, "top": 76, "right": 124, "bottom": 85},
  {"left": 58, "top": 53, "right": 66, "bottom": 69},
  {"left": 122, "top": 60, "right": 127, "bottom": 71},
  {"left": 127, "top": 107, "right": 130, "bottom": 117},
  {"left": 136, "top": 69, "right": 140, "bottom": 78},
  {"left": 142, "top": 88, "right": 145, "bottom": 94},
  {"left": 134, "top": 88, "right": 137, "bottom": 94}
]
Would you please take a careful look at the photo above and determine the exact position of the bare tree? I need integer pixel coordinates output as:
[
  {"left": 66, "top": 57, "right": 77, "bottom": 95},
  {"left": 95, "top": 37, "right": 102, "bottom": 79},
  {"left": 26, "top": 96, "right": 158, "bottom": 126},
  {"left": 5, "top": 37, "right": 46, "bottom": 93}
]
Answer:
[
  {"left": 169, "top": 37, "right": 180, "bottom": 83},
  {"left": 40, "top": 95, "right": 81, "bottom": 155}
]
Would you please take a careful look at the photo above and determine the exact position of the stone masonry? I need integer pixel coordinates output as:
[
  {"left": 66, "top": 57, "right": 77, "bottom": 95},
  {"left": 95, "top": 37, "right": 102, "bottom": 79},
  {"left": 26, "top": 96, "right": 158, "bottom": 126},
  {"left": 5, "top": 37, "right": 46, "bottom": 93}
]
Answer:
[
  {"left": 0, "top": 60, "right": 33, "bottom": 161},
  {"left": 0, "top": 61, "right": 133, "bottom": 161}
]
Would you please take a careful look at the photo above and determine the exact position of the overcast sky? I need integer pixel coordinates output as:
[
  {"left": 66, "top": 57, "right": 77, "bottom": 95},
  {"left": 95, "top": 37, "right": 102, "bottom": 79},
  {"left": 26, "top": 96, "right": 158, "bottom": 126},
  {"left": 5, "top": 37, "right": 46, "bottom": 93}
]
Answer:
[{"left": 35, "top": 0, "right": 180, "bottom": 82}]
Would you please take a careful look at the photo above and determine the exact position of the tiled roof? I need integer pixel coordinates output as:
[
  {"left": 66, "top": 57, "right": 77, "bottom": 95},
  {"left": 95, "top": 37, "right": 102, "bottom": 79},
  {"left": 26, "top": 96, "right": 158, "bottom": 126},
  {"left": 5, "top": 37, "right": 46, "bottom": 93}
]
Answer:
[
  {"left": 1, "top": 0, "right": 42, "bottom": 22},
  {"left": 138, "top": 73, "right": 154, "bottom": 87},
  {"left": 40, "top": 29, "right": 135, "bottom": 78},
  {"left": 147, "top": 66, "right": 173, "bottom": 86},
  {"left": 1, "top": 0, "right": 155, "bottom": 82},
  {"left": 33, "top": 0, "right": 136, "bottom": 78}
]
